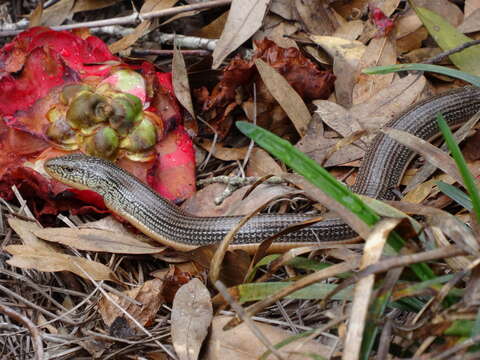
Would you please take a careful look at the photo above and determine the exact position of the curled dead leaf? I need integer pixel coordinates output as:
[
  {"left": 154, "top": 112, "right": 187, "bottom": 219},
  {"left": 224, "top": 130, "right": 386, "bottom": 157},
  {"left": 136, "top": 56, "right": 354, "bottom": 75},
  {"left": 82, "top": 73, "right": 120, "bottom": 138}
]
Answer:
[{"left": 171, "top": 278, "right": 213, "bottom": 360}]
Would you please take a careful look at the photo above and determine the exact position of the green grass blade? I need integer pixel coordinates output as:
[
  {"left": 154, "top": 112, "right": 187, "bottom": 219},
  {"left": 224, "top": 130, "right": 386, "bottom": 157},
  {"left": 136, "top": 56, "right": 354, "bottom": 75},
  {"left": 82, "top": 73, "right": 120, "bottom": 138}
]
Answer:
[
  {"left": 437, "top": 114, "right": 480, "bottom": 223},
  {"left": 436, "top": 180, "right": 473, "bottom": 211},
  {"left": 362, "top": 63, "right": 480, "bottom": 87}
]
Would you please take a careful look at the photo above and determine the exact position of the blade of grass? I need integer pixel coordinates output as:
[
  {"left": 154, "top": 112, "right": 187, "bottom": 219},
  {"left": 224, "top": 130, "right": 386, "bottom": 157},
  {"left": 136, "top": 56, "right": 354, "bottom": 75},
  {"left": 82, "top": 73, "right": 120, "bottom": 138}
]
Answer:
[
  {"left": 436, "top": 180, "right": 473, "bottom": 211},
  {"left": 437, "top": 114, "right": 480, "bottom": 224},
  {"left": 362, "top": 63, "right": 480, "bottom": 87}
]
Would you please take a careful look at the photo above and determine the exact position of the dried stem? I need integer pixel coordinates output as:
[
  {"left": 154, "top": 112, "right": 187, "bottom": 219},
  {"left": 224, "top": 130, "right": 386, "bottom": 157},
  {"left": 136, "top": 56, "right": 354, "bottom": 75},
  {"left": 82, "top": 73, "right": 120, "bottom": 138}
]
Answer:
[
  {"left": 0, "top": 0, "right": 231, "bottom": 37},
  {"left": 0, "top": 304, "right": 44, "bottom": 360}
]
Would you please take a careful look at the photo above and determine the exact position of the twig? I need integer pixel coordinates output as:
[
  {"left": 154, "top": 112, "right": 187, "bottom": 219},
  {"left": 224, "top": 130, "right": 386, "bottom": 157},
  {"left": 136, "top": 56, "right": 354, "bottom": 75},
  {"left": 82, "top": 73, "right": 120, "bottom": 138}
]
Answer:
[
  {"left": 0, "top": 304, "right": 44, "bottom": 360},
  {"left": 424, "top": 39, "right": 480, "bottom": 64},
  {"left": 0, "top": 0, "right": 231, "bottom": 37},
  {"left": 132, "top": 48, "right": 212, "bottom": 57},
  {"left": 152, "top": 33, "right": 219, "bottom": 51}
]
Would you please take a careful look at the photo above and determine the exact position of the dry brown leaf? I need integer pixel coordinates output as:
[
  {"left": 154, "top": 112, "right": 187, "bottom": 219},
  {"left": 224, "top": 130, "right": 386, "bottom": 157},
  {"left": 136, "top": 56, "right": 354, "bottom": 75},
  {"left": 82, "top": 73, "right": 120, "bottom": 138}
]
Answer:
[
  {"left": 352, "top": 34, "right": 397, "bottom": 105},
  {"left": 173, "top": 48, "right": 196, "bottom": 120},
  {"left": 212, "top": 0, "right": 269, "bottom": 69},
  {"left": 295, "top": 116, "right": 364, "bottom": 167},
  {"left": 331, "top": 0, "right": 368, "bottom": 19},
  {"left": 98, "top": 278, "right": 164, "bottom": 329},
  {"left": 72, "top": 0, "right": 119, "bottom": 13},
  {"left": 171, "top": 278, "right": 213, "bottom": 360},
  {"left": 40, "top": 0, "right": 75, "bottom": 26},
  {"left": 7, "top": 218, "right": 57, "bottom": 251},
  {"left": 313, "top": 100, "right": 363, "bottom": 137},
  {"left": 196, "top": 138, "right": 247, "bottom": 161},
  {"left": 246, "top": 148, "right": 283, "bottom": 177},
  {"left": 109, "top": 21, "right": 151, "bottom": 54},
  {"left": 403, "top": 174, "right": 452, "bottom": 204},
  {"left": 375, "top": 0, "right": 401, "bottom": 16},
  {"left": 6, "top": 245, "right": 116, "bottom": 281},
  {"left": 333, "top": 20, "right": 364, "bottom": 40},
  {"left": 353, "top": 74, "right": 427, "bottom": 132},
  {"left": 204, "top": 316, "right": 332, "bottom": 360},
  {"left": 310, "top": 35, "right": 366, "bottom": 107},
  {"left": 194, "top": 11, "right": 228, "bottom": 39},
  {"left": 255, "top": 58, "right": 311, "bottom": 136},
  {"left": 465, "top": 0, "right": 480, "bottom": 17},
  {"left": 109, "top": 0, "right": 177, "bottom": 53},
  {"left": 458, "top": 9, "right": 480, "bottom": 33},
  {"left": 295, "top": 0, "right": 338, "bottom": 35},
  {"left": 270, "top": 0, "right": 296, "bottom": 20},
  {"left": 28, "top": 1, "right": 44, "bottom": 27},
  {"left": 182, "top": 183, "right": 296, "bottom": 217},
  {"left": 343, "top": 218, "right": 400, "bottom": 360},
  {"left": 396, "top": 27, "right": 429, "bottom": 54},
  {"left": 253, "top": 14, "right": 299, "bottom": 49},
  {"left": 33, "top": 228, "right": 164, "bottom": 254}
]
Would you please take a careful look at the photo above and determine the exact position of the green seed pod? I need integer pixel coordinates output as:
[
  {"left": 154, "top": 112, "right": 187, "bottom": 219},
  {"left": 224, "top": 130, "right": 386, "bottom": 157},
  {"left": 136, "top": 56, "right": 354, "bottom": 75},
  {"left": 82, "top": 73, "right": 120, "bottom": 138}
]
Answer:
[
  {"left": 109, "top": 93, "right": 143, "bottom": 136},
  {"left": 60, "top": 84, "right": 92, "bottom": 105},
  {"left": 84, "top": 126, "right": 119, "bottom": 159},
  {"left": 66, "top": 92, "right": 112, "bottom": 131},
  {"left": 46, "top": 117, "right": 78, "bottom": 149},
  {"left": 120, "top": 116, "right": 157, "bottom": 153}
]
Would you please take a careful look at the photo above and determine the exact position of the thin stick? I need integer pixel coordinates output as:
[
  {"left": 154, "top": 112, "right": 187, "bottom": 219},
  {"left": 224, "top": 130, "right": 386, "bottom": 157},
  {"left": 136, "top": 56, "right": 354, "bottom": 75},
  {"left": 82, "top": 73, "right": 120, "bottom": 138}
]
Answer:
[
  {"left": 425, "top": 39, "right": 480, "bottom": 64},
  {"left": 0, "top": 0, "right": 232, "bottom": 37},
  {"left": 0, "top": 304, "right": 44, "bottom": 360}
]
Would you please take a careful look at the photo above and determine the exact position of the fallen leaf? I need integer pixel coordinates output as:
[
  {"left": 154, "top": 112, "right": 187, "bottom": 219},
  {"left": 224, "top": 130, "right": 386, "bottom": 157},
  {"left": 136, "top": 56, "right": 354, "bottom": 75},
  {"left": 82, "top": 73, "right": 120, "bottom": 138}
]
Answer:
[
  {"left": 98, "top": 278, "right": 164, "bottom": 329},
  {"left": 6, "top": 244, "right": 116, "bottom": 281},
  {"left": 313, "top": 100, "right": 363, "bottom": 137},
  {"left": 212, "top": 0, "right": 269, "bottom": 68},
  {"left": 255, "top": 59, "right": 311, "bottom": 136},
  {"left": 194, "top": 11, "right": 228, "bottom": 39},
  {"left": 310, "top": 35, "right": 366, "bottom": 106},
  {"left": 204, "top": 316, "right": 333, "bottom": 360},
  {"left": 33, "top": 228, "right": 164, "bottom": 254},
  {"left": 253, "top": 14, "right": 299, "bottom": 49},
  {"left": 171, "top": 278, "right": 213, "bottom": 360},
  {"left": 294, "top": 0, "right": 338, "bottom": 35},
  {"left": 40, "top": 0, "right": 75, "bottom": 27},
  {"left": 72, "top": 0, "right": 119, "bottom": 12},
  {"left": 353, "top": 74, "right": 428, "bottom": 132},
  {"left": 333, "top": 19, "right": 365, "bottom": 40},
  {"left": 352, "top": 34, "right": 396, "bottom": 105},
  {"left": 7, "top": 218, "right": 57, "bottom": 250},
  {"left": 246, "top": 148, "right": 283, "bottom": 177},
  {"left": 109, "top": 21, "right": 151, "bottom": 54},
  {"left": 173, "top": 47, "right": 196, "bottom": 121},
  {"left": 196, "top": 138, "right": 248, "bottom": 161},
  {"left": 458, "top": 9, "right": 480, "bottom": 34}
]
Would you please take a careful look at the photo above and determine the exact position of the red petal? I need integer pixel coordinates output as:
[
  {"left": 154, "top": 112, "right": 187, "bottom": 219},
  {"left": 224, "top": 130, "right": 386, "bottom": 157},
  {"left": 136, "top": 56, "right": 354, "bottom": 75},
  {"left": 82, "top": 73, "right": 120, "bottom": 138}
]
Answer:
[{"left": 149, "top": 126, "right": 196, "bottom": 203}]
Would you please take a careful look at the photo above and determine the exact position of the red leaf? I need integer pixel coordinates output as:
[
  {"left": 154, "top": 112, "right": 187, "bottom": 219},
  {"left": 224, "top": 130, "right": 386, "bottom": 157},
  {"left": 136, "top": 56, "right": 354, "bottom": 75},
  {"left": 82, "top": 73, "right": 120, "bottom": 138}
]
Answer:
[{"left": 150, "top": 126, "right": 196, "bottom": 202}]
